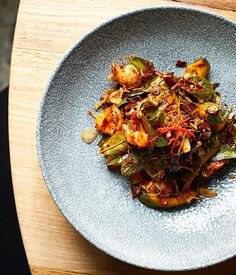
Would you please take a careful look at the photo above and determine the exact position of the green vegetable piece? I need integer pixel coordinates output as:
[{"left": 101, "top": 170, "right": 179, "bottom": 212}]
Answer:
[
  {"left": 192, "top": 77, "right": 213, "bottom": 89},
  {"left": 121, "top": 153, "right": 143, "bottom": 176},
  {"left": 207, "top": 109, "right": 229, "bottom": 132},
  {"left": 183, "top": 145, "right": 220, "bottom": 191},
  {"left": 147, "top": 105, "right": 167, "bottom": 126},
  {"left": 143, "top": 158, "right": 163, "bottom": 178},
  {"left": 196, "top": 102, "right": 219, "bottom": 114},
  {"left": 138, "top": 190, "right": 199, "bottom": 209},
  {"left": 117, "top": 99, "right": 129, "bottom": 108},
  {"left": 149, "top": 109, "right": 159, "bottom": 122},
  {"left": 106, "top": 154, "right": 125, "bottom": 167},
  {"left": 213, "top": 145, "right": 236, "bottom": 161},
  {"left": 220, "top": 109, "right": 230, "bottom": 119},
  {"left": 207, "top": 114, "right": 222, "bottom": 125},
  {"left": 138, "top": 194, "right": 161, "bottom": 208},
  {"left": 97, "top": 135, "right": 110, "bottom": 148},
  {"left": 153, "top": 136, "right": 168, "bottom": 148},
  {"left": 100, "top": 132, "right": 128, "bottom": 156},
  {"left": 183, "top": 58, "right": 210, "bottom": 79},
  {"left": 143, "top": 75, "right": 169, "bottom": 92},
  {"left": 158, "top": 112, "right": 167, "bottom": 125},
  {"left": 187, "top": 88, "right": 217, "bottom": 102},
  {"left": 128, "top": 55, "right": 154, "bottom": 73},
  {"left": 149, "top": 127, "right": 157, "bottom": 136},
  {"left": 137, "top": 110, "right": 152, "bottom": 134}
]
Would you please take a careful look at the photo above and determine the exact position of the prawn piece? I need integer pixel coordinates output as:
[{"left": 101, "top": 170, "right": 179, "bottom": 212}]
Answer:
[
  {"left": 95, "top": 105, "right": 124, "bottom": 135},
  {"left": 111, "top": 64, "right": 142, "bottom": 89},
  {"left": 122, "top": 120, "right": 149, "bottom": 148}
]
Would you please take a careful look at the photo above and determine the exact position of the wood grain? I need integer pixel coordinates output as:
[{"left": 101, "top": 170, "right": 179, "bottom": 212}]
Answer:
[
  {"left": 9, "top": 0, "right": 236, "bottom": 274},
  {"left": 169, "top": 0, "right": 236, "bottom": 12}
]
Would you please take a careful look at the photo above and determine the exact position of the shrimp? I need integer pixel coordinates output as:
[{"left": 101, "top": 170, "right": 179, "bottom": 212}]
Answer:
[
  {"left": 95, "top": 105, "right": 124, "bottom": 135},
  {"left": 122, "top": 122, "right": 149, "bottom": 147}
]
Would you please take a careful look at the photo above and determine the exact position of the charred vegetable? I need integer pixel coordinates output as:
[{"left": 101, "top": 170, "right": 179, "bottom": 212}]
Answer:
[
  {"left": 111, "top": 64, "right": 142, "bottom": 89},
  {"left": 183, "top": 58, "right": 210, "bottom": 79},
  {"left": 87, "top": 55, "right": 236, "bottom": 209},
  {"left": 138, "top": 190, "right": 200, "bottom": 208}
]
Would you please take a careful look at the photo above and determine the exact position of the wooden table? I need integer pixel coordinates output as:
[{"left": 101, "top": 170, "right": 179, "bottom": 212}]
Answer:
[{"left": 9, "top": 0, "right": 236, "bottom": 274}]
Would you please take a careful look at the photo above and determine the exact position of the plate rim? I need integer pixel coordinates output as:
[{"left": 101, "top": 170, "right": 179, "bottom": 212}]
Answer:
[{"left": 36, "top": 5, "right": 236, "bottom": 271}]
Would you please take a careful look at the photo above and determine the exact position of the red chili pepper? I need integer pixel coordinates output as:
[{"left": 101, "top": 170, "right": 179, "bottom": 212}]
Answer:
[
  {"left": 148, "top": 126, "right": 195, "bottom": 146},
  {"left": 178, "top": 79, "right": 186, "bottom": 84},
  {"left": 170, "top": 131, "right": 181, "bottom": 154}
]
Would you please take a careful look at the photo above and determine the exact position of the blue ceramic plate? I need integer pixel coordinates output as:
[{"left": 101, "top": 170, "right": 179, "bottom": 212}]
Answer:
[{"left": 37, "top": 7, "right": 236, "bottom": 270}]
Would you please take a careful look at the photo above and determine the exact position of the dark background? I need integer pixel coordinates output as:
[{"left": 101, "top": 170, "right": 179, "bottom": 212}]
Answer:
[
  {"left": 0, "top": 88, "right": 30, "bottom": 274},
  {"left": 1, "top": 0, "right": 30, "bottom": 274},
  {"left": 0, "top": 0, "right": 19, "bottom": 90}
]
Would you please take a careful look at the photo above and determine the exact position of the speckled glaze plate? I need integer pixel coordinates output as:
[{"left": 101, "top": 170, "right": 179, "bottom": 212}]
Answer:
[{"left": 37, "top": 7, "right": 236, "bottom": 271}]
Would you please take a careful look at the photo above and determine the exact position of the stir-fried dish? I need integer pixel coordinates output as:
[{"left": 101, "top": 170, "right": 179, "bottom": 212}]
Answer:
[{"left": 85, "top": 55, "right": 236, "bottom": 208}]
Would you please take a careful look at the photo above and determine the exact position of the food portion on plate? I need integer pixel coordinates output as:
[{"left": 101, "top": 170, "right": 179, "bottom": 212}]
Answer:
[{"left": 86, "top": 55, "right": 236, "bottom": 208}]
